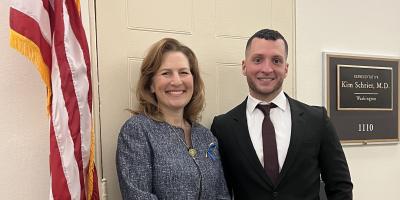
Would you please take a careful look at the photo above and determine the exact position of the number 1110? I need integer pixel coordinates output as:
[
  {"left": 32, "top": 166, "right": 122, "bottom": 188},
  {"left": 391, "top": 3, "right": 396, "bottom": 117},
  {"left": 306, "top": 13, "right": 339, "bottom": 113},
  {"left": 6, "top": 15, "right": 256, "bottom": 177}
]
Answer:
[{"left": 358, "top": 123, "right": 374, "bottom": 132}]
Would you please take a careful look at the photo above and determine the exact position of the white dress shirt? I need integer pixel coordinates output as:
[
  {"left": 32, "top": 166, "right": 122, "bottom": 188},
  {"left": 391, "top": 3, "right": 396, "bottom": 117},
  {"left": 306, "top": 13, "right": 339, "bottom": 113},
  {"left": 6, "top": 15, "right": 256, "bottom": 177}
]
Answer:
[{"left": 246, "top": 91, "right": 292, "bottom": 171}]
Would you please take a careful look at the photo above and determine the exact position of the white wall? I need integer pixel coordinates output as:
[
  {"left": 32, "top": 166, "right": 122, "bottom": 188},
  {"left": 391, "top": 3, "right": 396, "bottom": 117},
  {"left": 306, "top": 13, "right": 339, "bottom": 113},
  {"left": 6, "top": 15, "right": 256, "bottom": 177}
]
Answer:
[{"left": 296, "top": 0, "right": 400, "bottom": 199}]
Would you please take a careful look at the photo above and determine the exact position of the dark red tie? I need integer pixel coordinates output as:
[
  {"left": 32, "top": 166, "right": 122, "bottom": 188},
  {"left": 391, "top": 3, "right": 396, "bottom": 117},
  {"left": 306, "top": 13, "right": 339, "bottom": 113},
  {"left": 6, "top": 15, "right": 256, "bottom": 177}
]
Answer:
[{"left": 256, "top": 103, "right": 279, "bottom": 185}]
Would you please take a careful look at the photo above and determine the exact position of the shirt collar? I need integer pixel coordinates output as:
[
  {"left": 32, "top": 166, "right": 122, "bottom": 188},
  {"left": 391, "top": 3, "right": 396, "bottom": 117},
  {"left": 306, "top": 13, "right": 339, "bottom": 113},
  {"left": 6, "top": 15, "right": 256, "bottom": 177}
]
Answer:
[{"left": 246, "top": 90, "right": 288, "bottom": 113}]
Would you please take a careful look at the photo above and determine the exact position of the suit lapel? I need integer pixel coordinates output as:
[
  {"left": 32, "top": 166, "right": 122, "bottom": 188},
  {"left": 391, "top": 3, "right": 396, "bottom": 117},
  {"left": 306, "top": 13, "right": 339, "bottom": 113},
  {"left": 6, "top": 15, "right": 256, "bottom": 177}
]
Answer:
[
  {"left": 229, "top": 99, "right": 274, "bottom": 186},
  {"left": 277, "top": 96, "right": 306, "bottom": 185}
]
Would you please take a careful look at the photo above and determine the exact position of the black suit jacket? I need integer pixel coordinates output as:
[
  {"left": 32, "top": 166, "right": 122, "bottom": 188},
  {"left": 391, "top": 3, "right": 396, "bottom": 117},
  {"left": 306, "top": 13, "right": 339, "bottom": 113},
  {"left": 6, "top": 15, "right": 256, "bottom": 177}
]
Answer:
[{"left": 211, "top": 95, "right": 353, "bottom": 200}]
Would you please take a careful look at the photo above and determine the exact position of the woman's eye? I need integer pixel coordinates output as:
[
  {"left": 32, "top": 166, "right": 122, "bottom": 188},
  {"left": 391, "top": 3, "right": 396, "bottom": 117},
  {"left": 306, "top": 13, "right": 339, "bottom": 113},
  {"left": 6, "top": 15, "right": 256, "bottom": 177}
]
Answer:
[
  {"left": 180, "top": 71, "right": 191, "bottom": 75},
  {"left": 161, "top": 72, "right": 170, "bottom": 76}
]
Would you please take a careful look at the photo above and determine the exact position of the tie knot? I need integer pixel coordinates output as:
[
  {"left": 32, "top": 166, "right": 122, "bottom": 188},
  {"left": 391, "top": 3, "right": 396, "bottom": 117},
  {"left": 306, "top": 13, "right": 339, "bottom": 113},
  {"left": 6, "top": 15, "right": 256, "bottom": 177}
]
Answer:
[{"left": 256, "top": 103, "right": 277, "bottom": 116}]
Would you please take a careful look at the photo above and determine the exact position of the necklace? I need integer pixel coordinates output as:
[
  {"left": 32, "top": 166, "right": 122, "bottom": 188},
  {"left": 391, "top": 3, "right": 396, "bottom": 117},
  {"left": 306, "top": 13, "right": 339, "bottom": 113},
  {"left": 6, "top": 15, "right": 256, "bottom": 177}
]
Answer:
[
  {"left": 168, "top": 122, "right": 197, "bottom": 158},
  {"left": 188, "top": 147, "right": 197, "bottom": 157}
]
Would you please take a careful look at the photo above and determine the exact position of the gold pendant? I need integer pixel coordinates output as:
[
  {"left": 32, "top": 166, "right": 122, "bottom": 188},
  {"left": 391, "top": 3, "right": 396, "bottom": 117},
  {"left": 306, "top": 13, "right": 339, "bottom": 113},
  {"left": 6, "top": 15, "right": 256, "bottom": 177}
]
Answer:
[{"left": 188, "top": 148, "right": 197, "bottom": 157}]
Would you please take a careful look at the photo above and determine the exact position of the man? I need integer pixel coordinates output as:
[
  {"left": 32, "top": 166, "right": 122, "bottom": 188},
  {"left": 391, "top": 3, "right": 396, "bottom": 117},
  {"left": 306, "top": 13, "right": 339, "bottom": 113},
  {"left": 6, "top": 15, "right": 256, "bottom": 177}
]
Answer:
[{"left": 211, "top": 29, "right": 353, "bottom": 200}]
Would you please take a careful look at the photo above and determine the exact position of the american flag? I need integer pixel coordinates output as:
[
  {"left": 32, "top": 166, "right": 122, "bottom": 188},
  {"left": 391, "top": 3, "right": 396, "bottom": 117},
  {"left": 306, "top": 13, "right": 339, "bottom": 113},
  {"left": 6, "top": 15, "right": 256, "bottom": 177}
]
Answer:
[{"left": 9, "top": 0, "right": 99, "bottom": 199}]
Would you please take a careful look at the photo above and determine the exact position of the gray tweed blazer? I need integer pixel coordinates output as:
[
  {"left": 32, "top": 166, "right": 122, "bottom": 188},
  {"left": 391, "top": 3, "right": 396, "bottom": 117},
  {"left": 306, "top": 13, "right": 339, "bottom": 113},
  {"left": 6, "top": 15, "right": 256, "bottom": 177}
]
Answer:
[{"left": 116, "top": 114, "right": 230, "bottom": 200}]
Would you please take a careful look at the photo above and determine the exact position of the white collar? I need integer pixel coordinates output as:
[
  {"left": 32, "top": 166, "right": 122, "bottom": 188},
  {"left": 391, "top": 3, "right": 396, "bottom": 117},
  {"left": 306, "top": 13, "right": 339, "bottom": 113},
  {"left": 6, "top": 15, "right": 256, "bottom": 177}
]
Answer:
[{"left": 246, "top": 90, "right": 288, "bottom": 113}]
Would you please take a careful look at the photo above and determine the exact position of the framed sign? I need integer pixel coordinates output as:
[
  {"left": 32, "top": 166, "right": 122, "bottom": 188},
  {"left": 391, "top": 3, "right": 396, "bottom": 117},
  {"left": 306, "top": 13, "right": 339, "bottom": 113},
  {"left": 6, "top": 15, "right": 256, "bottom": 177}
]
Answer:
[{"left": 324, "top": 53, "right": 399, "bottom": 144}]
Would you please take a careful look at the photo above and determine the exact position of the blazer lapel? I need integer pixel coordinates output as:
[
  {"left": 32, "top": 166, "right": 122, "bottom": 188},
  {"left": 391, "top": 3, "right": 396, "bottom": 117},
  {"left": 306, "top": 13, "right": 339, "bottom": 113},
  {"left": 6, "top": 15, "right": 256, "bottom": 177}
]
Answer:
[
  {"left": 230, "top": 99, "right": 274, "bottom": 187},
  {"left": 277, "top": 96, "right": 306, "bottom": 185}
]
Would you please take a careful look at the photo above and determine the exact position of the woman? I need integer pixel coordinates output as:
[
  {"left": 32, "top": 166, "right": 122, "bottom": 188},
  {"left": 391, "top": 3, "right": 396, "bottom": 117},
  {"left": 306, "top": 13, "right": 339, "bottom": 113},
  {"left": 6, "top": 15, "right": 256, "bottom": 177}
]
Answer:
[{"left": 116, "top": 38, "right": 230, "bottom": 199}]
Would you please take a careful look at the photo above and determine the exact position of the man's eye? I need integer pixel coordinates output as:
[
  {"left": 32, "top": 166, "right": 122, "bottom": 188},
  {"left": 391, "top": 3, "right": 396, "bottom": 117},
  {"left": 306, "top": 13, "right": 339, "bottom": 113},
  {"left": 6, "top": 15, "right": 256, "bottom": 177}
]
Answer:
[
  {"left": 272, "top": 58, "right": 282, "bottom": 65},
  {"left": 254, "top": 57, "right": 262, "bottom": 63}
]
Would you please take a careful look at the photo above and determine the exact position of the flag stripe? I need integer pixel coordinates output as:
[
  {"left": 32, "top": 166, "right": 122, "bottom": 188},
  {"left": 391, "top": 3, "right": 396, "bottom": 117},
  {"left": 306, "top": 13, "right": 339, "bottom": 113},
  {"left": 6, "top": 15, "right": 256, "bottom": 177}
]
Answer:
[
  {"left": 42, "top": 0, "right": 55, "bottom": 35},
  {"left": 51, "top": 44, "right": 82, "bottom": 199},
  {"left": 62, "top": 1, "right": 92, "bottom": 197},
  {"left": 10, "top": 8, "right": 52, "bottom": 68},
  {"left": 52, "top": 0, "right": 86, "bottom": 199},
  {"left": 42, "top": 0, "right": 52, "bottom": 16},
  {"left": 50, "top": 118, "right": 72, "bottom": 200},
  {"left": 11, "top": 0, "right": 52, "bottom": 44},
  {"left": 65, "top": 0, "right": 92, "bottom": 111},
  {"left": 65, "top": 0, "right": 91, "bottom": 71}
]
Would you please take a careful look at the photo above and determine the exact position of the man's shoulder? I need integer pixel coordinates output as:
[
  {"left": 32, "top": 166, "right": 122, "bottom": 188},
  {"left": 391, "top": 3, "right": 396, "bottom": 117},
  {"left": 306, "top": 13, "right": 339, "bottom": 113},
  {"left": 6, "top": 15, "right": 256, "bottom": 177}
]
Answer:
[
  {"left": 211, "top": 99, "right": 246, "bottom": 133},
  {"left": 287, "top": 95, "right": 326, "bottom": 117},
  {"left": 214, "top": 100, "right": 246, "bottom": 120}
]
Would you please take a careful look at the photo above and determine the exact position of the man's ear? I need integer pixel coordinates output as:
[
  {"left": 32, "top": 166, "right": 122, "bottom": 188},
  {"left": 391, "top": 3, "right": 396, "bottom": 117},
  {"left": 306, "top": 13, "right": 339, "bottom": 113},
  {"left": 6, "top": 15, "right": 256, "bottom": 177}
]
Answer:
[
  {"left": 241, "top": 60, "right": 246, "bottom": 76},
  {"left": 284, "top": 63, "right": 289, "bottom": 78}
]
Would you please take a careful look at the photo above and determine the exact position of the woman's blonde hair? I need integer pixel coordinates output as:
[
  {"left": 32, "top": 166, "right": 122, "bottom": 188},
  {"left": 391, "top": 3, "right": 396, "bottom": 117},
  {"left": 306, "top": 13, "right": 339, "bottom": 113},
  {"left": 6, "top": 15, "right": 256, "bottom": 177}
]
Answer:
[{"left": 133, "top": 38, "right": 205, "bottom": 123}]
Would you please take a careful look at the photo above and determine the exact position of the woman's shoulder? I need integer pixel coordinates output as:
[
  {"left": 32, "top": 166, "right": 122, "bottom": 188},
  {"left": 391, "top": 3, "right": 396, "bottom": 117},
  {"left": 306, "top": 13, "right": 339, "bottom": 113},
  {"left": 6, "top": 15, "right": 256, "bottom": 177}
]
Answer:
[
  {"left": 192, "top": 122, "right": 209, "bottom": 132},
  {"left": 120, "top": 114, "right": 156, "bottom": 134},
  {"left": 192, "top": 122, "right": 217, "bottom": 139},
  {"left": 123, "top": 113, "right": 154, "bottom": 126},
  {"left": 117, "top": 114, "right": 164, "bottom": 146}
]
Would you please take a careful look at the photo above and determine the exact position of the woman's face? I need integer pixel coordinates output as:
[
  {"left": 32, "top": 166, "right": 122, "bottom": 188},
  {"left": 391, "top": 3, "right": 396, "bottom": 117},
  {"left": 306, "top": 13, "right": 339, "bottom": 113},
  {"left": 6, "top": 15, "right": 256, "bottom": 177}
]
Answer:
[{"left": 151, "top": 51, "right": 194, "bottom": 114}]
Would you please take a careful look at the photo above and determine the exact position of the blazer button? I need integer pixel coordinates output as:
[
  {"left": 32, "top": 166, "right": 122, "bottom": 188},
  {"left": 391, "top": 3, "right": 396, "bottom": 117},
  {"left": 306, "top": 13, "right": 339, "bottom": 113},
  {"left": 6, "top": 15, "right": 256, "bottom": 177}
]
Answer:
[{"left": 273, "top": 191, "right": 278, "bottom": 198}]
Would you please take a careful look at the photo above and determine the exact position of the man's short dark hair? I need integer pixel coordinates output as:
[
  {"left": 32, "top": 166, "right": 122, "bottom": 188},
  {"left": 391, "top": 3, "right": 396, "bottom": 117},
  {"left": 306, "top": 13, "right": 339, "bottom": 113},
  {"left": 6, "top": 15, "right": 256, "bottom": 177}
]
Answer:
[{"left": 245, "top": 29, "right": 288, "bottom": 58}]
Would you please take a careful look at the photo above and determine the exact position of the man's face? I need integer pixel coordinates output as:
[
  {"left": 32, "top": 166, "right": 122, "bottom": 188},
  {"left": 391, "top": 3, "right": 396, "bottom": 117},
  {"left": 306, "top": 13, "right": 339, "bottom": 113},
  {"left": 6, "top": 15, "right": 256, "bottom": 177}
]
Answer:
[{"left": 242, "top": 38, "right": 288, "bottom": 102}]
